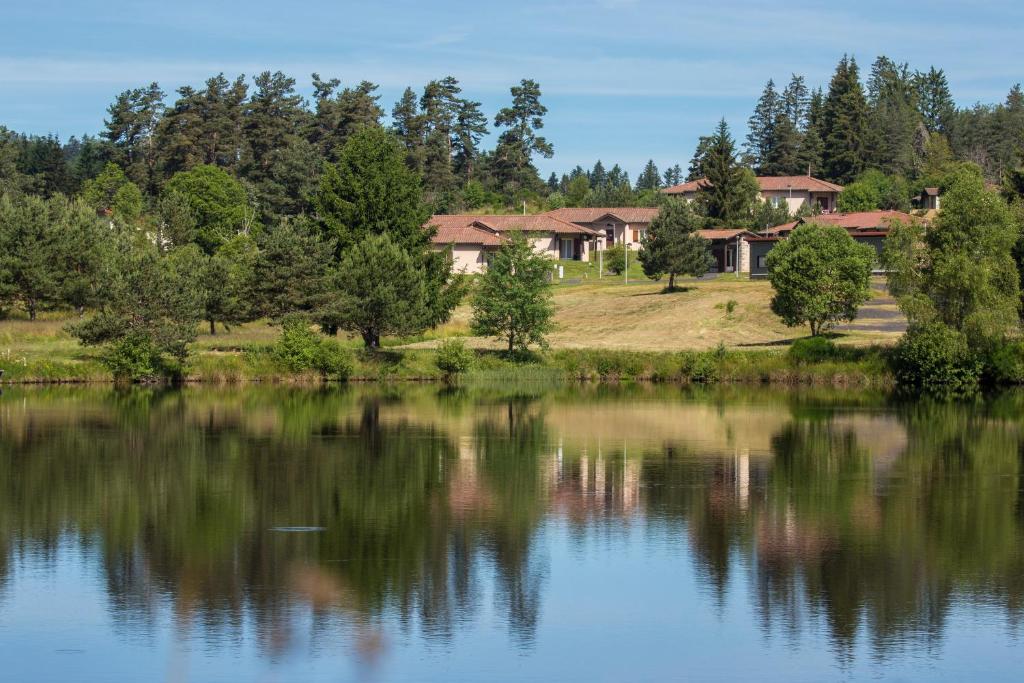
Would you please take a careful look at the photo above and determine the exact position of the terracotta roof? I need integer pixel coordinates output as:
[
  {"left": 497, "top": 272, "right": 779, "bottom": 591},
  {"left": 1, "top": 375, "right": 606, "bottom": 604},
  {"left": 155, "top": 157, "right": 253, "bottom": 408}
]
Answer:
[
  {"left": 699, "top": 228, "right": 757, "bottom": 240},
  {"left": 426, "top": 214, "right": 598, "bottom": 237},
  {"left": 663, "top": 175, "right": 844, "bottom": 195},
  {"left": 922, "top": 187, "right": 939, "bottom": 196},
  {"left": 764, "top": 210, "right": 914, "bottom": 236},
  {"left": 661, "top": 178, "right": 711, "bottom": 194},
  {"left": 545, "top": 207, "right": 660, "bottom": 224},
  {"left": 431, "top": 222, "right": 504, "bottom": 247}
]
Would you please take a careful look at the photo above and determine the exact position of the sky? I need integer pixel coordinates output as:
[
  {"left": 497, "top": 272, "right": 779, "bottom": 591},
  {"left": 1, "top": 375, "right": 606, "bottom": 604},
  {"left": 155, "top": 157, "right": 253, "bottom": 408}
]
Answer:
[{"left": 1, "top": 0, "right": 1022, "bottom": 178}]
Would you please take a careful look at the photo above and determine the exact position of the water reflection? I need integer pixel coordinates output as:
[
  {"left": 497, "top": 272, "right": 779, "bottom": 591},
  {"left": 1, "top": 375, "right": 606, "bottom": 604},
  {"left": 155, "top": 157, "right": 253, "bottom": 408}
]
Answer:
[{"left": 0, "top": 385, "right": 1023, "bottom": 680}]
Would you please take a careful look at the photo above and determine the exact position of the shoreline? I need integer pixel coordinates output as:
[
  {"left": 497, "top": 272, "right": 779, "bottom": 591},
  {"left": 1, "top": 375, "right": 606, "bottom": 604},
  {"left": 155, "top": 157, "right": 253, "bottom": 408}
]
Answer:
[{"left": 0, "top": 345, "right": 894, "bottom": 387}]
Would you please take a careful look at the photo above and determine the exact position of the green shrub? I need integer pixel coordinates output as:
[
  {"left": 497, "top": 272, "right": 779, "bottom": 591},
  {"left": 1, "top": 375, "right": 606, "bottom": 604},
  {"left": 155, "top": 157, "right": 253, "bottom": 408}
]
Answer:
[
  {"left": 436, "top": 339, "right": 474, "bottom": 377},
  {"left": 604, "top": 245, "right": 626, "bottom": 274},
  {"left": 984, "top": 340, "right": 1024, "bottom": 385},
  {"left": 315, "top": 341, "right": 353, "bottom": 380},
  {"left": 274, "top": 316, "right": 324, "bottom": 372},
  {"left": 890, "top": 323, "right": 981, "bottom": 396},
  {"left": 101, "top": 333, "right": 167, "bottom": 382},
  {"left": 725, "top": 299, "right": 738, "bottom": 315},
  {"left": 273, "top": 316, "right": 352, "bottom": 380},
  {"left": 679, "top": 351, "right": 720, "bottom": 383},
  {"left": 788, "top": 337, "right": 843, "bottom": 365}
]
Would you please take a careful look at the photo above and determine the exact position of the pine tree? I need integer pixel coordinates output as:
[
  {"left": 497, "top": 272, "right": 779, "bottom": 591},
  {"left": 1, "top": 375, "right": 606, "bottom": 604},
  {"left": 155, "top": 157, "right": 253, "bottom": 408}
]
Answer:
[
  {"left": 636, "top": 159, "right": 661, "bottom": 190},
  {"left": 314, "top": 127, "right": 429, "bottom": 254},
  {"left": 492, "top": 79, "right": 553, "bottom": 195},
  {"left": 452, "top": 98, "right": 488, "bottom": 180},
  {"left": 915, "top": 67, "right": 956, "bottom": 136},
  {"left": 781, "top": 74, "right": 810, "bottom": 131},
  {"left": 662, "top": 164, "right": 683, "bottom": 187},
  {"left": 745, "top": 79, "right": 781, "bottom": 172},
  {"left": 310, "top": 74, "right": 383, "bottom": 160},
  {"left": 687, "top": 136, "right": 713, "bottom": 181},
  {"left": 700, "top": 120, "right": 756, "bottom": 223},
  {"left": 391, "top": 87, "right": 426, "bottom": 174},
  {"left": 103, "top": 82, "right": 165, "bottom": 192},
  {"left": 638, "top": 200, "right": 713, "bottom": 289},
  {"left": 795, "top": 88, "right": 825, "bottom": 176},
  {"left": 865, "top": 56, "right": 921, "bottom": 177},
  {"left": 821, "top": 56, "right": 869, "bottom": 184}
]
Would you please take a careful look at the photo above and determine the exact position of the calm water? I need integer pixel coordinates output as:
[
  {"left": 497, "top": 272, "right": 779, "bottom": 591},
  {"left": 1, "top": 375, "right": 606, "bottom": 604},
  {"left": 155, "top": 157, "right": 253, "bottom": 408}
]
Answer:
[{"left": 0, "top": 384, "right": 1023, "bottom": 682}]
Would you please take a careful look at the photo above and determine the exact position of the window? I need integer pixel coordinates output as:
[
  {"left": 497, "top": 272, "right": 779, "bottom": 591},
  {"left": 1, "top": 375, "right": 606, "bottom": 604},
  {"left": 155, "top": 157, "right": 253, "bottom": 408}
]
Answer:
[
  {"left": 757, "top": 255, "right": 767, "bottom": 269},
  {"left": 631, "top": 228, "right": 639, "bottom": 242},
  {"left": 773, "top": 195, "right": 787, "bottom": 208}
]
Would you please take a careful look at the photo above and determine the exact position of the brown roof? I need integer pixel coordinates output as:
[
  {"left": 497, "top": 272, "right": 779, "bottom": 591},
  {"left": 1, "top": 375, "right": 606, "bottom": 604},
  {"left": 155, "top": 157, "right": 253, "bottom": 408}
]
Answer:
[
  {"left": 545, "top": 207, "right": 661, "bottom": 225},
  {"left": 699, "top": 228, "right": 757, "bottom": 240},
  {"left": 764, "top": 210, "right": 914, "bottom": 236},
  {"left": 922, "top": 187, "right": 939, "bottom": 196},
  {"left": 663, "top": 175, "right": 844, "bottom": 195},
  {"left": 426, "top": 214, "right": 598, "bottom": 237},
  {"left": 431, "top": 222, "right": 504, "bottom": 247}
]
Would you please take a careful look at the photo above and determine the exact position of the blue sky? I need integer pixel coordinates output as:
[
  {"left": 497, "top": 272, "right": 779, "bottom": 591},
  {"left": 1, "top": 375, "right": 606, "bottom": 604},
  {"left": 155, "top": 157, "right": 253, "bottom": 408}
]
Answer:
[{"left": 1, "top": 0, "right": 1021, "bottom": 178}]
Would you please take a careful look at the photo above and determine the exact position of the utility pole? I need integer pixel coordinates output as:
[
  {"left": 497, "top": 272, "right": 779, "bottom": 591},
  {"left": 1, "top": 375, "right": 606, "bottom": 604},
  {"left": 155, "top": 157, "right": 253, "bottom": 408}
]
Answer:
[{"left": 624, "top": 241, "right": 628, "bottom": 285}]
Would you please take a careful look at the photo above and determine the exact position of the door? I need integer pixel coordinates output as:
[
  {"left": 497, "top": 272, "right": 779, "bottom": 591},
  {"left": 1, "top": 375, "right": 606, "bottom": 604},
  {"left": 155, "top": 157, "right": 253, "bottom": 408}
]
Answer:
[{"left": 559, "top": 238, "right": 575, "bottom": 260}]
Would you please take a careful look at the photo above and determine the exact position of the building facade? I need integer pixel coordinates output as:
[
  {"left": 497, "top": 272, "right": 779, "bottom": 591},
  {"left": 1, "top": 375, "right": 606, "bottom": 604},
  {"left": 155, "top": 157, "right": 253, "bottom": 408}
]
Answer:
[{"left": 663, "top": 175, "right": 844, "bottom": 214}]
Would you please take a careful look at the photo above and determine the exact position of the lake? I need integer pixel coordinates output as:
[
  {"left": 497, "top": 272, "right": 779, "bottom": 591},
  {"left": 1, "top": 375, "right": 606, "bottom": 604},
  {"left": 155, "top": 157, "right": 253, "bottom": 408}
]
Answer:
[{"left": 0, "top": 384, "right": 1022, "bottom": 682}]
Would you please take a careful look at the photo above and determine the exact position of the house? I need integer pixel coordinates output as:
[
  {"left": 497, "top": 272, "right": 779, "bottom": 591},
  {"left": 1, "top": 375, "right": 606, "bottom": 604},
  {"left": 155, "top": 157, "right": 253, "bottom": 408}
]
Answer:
[
  {"left": 544, "top": 207, "right": 660, "bottom": 250},
  {"left": 747, "top": 210, "right": 915, "bottom": 277},
  {"left": 700, "top": 229, "right": 757, "bottom": 274},
  {"left": 916, "top": 187, "right": 941, "bottom": 211},
  {"left": 663, "top": 175, "right": 844, "bottom": 214},
  {"left": 427, "top": 214, "right": 602, "bottom": 274}
]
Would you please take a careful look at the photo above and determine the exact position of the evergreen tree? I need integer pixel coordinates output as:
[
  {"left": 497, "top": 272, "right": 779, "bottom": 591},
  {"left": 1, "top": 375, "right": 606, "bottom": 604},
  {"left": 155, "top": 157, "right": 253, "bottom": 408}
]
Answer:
[
  {"left": 699, "top": 120, "right": 755, "bottom": 223},
  {"left": 492, "top": 79, "right": 553, "bottom": 194},
  {"left": 242, "top": 71, "right": 309, "bottom": 215},
  {"left": 313, "top": 127, "right": 430, "bottom": 254},
  {"left": 781, "top": 74, "right": 810, "bottom": 131},
  {"left": 103, "top": 82, "right": 165, "bottom": 192},
  {"left": 452, "top": 98, "right": 489, "bottom": 181},
  {"left": 253, "top": 217, "right": 334, "bottom": 320},
  {"left": 391, "top": 87, "right": 426, "bottom": 174},
  {"left": 325, "top": 233, "right": 440, "bottom": 348},
  {"left": 638, "top": 200, "right": 713, "bottom": 290},
  {"left": 471, "top": 233, "right": 555, "bottom": 353},
  {"left": 310, "top": 74, "right": 383, "bottom": 160},
  {"left": 687, "top": 135, "right": 713, "bottom": 181},
  {"left": 636, "top": 159, "right": 661, "bottom": 191},
  {"left": 796, "top": 88, "right": 825, "bottom": 176},
  {"left": 865, "top": 56, "right": 921, "bottom": 177},
  {"left": 662, "top": 164, "right": 683, "bottom": 187},
  {"left": 745, "top": 79, "right": 781, "bottom": 172},
  {"left": 821, "top": 56, "right": 869, "bottom": 184},
  {"left": 0, "top": 194, "right": 66, "bottom": 318},
  {"left": 915, "top": 67, "right": 956, "bottom": 136}
]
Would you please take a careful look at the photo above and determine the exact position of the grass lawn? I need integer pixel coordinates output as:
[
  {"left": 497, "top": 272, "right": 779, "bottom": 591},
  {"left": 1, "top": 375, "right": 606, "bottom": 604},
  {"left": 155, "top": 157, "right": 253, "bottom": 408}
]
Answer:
[
  {"left": 425, "top": 267, "right": 904, "bottom": 351},
  {"left": 0, "top": 267, "right": 903, "bottom": 382}
]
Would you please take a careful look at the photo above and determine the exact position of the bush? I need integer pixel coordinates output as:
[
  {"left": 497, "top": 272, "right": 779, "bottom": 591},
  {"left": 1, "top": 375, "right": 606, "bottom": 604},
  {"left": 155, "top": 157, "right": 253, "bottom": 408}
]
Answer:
[
  {"left": 436, "top": 339, "right": 474, "bottom": 377},
  {"left": 603, "top": 245, "right": 626, "bottom": 274},
  {"left": 788, "top": 337, "right": 843, "bottom": 365},
  {"left": 890, "top": 323, "right": 981, "bottom": 396},
  {"left": 101, "top": 333, "right": 168, "bottom": 382},
  {"left": 273, "top": 316, "right": 352, "bottom": 380},
  {"left": 679, "top": 351, "right": 721, "bottom": 383},
  {"left": 725, "top": 299, "right": 738, "bottom": 315},
  {"left": 983, "top": 340, "right": 1024, "bottom": 385}
]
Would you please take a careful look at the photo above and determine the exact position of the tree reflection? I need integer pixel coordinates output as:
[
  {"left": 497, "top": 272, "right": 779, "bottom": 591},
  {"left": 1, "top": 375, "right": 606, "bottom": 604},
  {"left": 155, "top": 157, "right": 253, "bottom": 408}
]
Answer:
[{"left": 0, "top": 386, "right": 1023, "bottom": 668}]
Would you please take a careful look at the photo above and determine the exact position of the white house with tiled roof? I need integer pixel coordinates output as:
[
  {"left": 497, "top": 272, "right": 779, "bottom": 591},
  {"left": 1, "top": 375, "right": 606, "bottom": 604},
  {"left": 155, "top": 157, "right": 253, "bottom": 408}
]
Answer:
[
  {"left": 427, "top": 214, "right": 602, "bottom": 273},
  {"left": 545, "top": 207, "right": 659, "bottom": 249},
  {"left": 663, "top": 175, "right": 844, "bottom": 214}
]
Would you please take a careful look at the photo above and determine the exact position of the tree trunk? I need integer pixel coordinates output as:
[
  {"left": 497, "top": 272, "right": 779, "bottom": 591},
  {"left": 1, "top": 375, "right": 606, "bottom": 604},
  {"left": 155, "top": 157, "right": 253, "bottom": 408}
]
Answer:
[
  {"left": 668, "top": 273, "right": 676, "bottom": 291},
  {"left": 362, "top": 329, "right": 380, "bottom": 349},
  {"left": 209, "top": 319, "right": 216, "bottom": 335},
  {"left": 508, "top": 334, "right": 515, "bottom": 354},
  {"left": 28, "top": 306, "right": 36, "bottom": 321}
]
